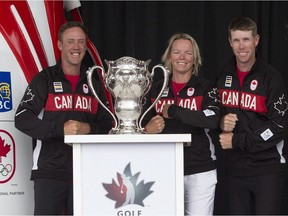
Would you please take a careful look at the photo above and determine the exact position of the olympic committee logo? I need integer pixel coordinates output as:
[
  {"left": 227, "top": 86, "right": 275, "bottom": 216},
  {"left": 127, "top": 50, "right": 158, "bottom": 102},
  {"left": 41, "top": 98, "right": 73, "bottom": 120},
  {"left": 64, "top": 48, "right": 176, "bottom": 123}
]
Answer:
[
  {"left": 0, "top": 71, "right": 13, "bottom": 112},
  {"left": 103, "top": 163, "right": 154, "bottom": 209},
  {"left": 0, "top": 130, "right": 15, "bottom": 183}
]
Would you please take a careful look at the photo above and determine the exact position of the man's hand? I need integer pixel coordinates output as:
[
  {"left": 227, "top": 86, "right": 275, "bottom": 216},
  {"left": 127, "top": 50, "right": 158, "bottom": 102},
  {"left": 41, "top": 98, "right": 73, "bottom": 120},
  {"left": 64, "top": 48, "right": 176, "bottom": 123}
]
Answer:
[
  {"left": 219, "top": 132, "right": 234, "bottom": 149},
  {"left": 145, "top": 115, "right": 165, "bottom": 134},
  {"left": 220, "top": 113, "right": 238, "bottom": 132},
  {"left": 64, "top": 120, "right": 91, "bottom": 135}
]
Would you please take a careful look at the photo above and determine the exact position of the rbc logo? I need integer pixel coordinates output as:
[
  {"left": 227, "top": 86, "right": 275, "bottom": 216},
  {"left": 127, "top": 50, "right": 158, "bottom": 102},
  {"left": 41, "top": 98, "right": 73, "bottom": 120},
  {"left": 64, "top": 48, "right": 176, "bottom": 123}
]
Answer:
[{"left": 0, "top": 71, "right": 12, "bottom": 112}]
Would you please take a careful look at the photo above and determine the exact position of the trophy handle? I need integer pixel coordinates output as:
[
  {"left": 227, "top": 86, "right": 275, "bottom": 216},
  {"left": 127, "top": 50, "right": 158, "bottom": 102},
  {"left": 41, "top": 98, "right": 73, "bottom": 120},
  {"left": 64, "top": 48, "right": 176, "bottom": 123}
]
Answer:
[
  {"left": 138, "top": 65, "right": 170, "bottom": 130},
  {"left": 87, "top": 65, "right": 118, "bottom": 129}
]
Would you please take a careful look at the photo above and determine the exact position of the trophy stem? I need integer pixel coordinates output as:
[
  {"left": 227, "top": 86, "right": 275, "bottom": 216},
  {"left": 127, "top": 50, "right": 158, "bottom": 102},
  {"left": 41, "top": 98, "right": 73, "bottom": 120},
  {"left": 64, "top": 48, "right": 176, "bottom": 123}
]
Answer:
[{"left": 110, "top": 120, "right": 146, "bottom": 134}]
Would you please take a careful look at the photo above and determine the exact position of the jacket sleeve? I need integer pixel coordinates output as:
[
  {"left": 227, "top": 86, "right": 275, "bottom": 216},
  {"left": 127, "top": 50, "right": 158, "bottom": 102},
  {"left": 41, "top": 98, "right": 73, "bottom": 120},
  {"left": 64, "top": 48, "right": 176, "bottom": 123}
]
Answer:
[
  {"left": 168, "top": 84, "right": 221, "bottom": 129},
  {"left": 14, "top": 72, "right": 64, "bottom": 140},
  {"left": 233, "top": 69, "right": 288, "bottom": 152}
]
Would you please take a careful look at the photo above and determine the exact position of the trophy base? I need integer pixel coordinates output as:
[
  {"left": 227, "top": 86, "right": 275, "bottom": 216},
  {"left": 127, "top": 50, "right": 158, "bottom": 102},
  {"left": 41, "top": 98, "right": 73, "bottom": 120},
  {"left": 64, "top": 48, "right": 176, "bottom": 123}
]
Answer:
[{"left": 109, "top": 128, "right": 147, "bottom": 134}]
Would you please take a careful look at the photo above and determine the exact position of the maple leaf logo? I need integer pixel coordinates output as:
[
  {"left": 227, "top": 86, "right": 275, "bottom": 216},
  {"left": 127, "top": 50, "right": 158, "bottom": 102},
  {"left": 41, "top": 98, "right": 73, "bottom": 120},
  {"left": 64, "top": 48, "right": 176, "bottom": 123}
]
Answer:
[
  {"left": 102, "top": 163, "right": 154, "bottom": 208},
  {"left": 274, "top": 94, "right": 288, "bottom": 116},
  {"left": 0, "top": 136, "right": 11, "bottom": 163},
  {"left": 20, "top": 86, "right": 35, "bottom": 105},
  {"left": 208, "top": 88, "right": 220, "bottom": 103}
]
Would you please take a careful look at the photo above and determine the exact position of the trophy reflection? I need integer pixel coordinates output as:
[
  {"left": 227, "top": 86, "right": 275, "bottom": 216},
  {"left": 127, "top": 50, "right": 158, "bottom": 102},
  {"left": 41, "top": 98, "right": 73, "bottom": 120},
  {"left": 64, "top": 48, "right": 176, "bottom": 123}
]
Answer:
[{"left": 87, "top": 56, "right": 169, "bottom": 134}]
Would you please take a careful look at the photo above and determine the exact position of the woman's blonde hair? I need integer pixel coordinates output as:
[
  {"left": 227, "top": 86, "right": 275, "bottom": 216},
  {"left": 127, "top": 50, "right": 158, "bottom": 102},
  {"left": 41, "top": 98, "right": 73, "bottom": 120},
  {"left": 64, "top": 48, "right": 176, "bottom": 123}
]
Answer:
[{"left": 161, "top": 33, "right": 202, "bottom": 76}]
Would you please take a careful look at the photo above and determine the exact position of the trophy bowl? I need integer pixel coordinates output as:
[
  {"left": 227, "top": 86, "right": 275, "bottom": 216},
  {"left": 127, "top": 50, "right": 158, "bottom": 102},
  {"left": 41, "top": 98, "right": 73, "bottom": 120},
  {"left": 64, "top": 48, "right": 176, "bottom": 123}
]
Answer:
[{"left": 87, "top": 56, "right": 169, "bottom": 134}]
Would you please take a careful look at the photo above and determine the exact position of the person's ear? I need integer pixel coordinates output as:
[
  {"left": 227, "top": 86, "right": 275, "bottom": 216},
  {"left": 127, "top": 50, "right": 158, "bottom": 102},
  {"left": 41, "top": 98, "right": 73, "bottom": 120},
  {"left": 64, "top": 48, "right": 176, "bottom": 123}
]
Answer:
[
  {"left": 57, "top": 40, "right": 63, "bottom": 51},
  {"left": 254, "top": 34, "right": 260, "bottom": 46}
]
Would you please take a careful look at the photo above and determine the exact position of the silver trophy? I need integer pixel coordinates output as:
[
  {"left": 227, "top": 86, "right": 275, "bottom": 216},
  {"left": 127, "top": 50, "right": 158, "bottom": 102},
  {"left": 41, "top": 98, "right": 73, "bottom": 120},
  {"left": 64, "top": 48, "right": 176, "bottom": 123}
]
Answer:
[{"left": 87, "top": 56, "right": 169, "bottom": 134}]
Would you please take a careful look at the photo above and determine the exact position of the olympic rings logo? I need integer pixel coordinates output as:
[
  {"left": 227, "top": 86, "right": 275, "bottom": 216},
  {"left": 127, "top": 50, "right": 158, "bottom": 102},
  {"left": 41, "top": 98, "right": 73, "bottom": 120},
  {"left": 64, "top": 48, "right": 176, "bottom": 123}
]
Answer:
[
  {"left": 0, "top": 164, "right": 12, "bottom": 177},
  {"left": 0, "top": 130, "right": 15, "bottom": 183}
]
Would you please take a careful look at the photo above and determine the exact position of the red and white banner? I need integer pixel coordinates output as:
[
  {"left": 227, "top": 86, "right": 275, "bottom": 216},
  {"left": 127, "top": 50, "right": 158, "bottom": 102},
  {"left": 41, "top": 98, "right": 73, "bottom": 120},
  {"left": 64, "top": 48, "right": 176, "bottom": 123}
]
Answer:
[{"left": 0, "top": 1, "right": 107, "bottom": 214}]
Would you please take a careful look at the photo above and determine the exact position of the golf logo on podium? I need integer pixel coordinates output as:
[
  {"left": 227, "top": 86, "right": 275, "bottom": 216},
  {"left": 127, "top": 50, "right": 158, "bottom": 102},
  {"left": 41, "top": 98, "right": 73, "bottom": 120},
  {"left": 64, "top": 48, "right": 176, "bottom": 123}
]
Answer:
[{"left": 103, "top": 163, "right": 154, "bottom": 208}]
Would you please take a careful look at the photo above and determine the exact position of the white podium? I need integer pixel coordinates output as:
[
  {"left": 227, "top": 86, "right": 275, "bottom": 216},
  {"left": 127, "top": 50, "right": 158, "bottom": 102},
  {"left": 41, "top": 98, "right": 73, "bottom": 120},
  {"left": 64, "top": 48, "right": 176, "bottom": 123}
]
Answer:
[{"left": 65, "top": 134, "right": 190, "bottom": 216}]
